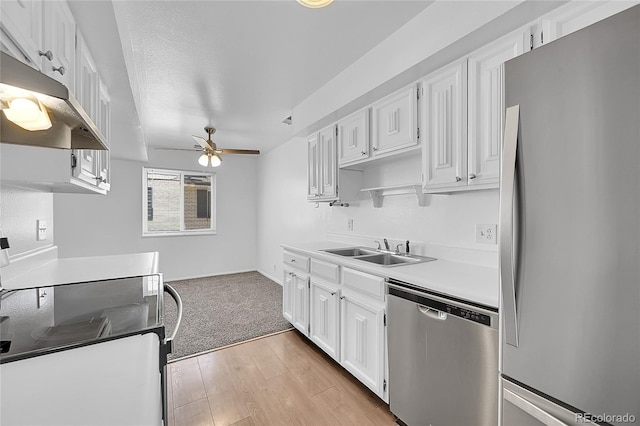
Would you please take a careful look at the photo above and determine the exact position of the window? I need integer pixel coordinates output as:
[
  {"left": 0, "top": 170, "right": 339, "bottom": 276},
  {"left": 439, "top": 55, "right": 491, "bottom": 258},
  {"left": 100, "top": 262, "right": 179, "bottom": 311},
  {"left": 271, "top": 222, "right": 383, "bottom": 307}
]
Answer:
[{"left": 142, "top": 167, "right": 216, "bottom": 236}]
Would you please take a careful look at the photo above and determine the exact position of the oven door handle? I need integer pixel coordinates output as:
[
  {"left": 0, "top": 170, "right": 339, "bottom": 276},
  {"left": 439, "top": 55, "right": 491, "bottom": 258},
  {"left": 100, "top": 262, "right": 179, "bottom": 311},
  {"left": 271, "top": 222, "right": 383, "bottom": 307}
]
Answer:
[{"left": 163, "top": 284, "right": 183, "bottom": 353}]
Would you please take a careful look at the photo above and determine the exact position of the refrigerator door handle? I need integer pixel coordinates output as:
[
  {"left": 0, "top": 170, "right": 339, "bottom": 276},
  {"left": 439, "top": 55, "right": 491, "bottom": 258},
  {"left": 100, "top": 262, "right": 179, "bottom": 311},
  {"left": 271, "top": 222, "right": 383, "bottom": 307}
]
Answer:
[
  {"left": 503, "top": 389, "right": 569, "bottom": 426},
  {"left": 500, "top": 105, "right": 520, "bottom": 347}
]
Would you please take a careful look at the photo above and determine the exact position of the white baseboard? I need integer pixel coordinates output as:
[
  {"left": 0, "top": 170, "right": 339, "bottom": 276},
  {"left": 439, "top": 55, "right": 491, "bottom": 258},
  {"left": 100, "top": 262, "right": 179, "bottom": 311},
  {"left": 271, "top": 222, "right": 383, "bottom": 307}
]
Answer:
[
  {"left": 257, "top": 269, "right": 282, "bottom": 286},
  {"left": 164, "top": 268, "right": 257, "bottom": 283}
]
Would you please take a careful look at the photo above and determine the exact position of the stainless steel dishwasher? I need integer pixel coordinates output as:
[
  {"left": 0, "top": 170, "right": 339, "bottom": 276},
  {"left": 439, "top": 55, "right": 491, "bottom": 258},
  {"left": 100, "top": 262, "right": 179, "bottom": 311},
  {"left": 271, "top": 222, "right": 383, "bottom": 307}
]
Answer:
[{"left": 387, "top": 279, "right": 499, "bottom": 426}]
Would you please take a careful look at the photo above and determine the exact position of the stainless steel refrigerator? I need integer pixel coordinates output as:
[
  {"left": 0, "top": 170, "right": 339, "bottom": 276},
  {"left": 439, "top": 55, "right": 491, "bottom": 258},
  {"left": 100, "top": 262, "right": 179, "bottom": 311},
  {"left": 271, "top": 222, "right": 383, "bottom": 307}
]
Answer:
[{"left": 500, "top": 5, "right": 640, "bottom": 426}]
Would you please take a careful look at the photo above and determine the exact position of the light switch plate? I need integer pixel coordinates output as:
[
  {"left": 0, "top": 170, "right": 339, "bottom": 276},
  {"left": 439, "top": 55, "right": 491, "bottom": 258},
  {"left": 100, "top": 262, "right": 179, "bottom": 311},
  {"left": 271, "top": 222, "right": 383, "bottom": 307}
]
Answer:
[
  {"left": 476, "top": 224, "right": 497, "bottom": 244},
  {"left": 37, "top": 220, "right": 47, "bottom": 241}
]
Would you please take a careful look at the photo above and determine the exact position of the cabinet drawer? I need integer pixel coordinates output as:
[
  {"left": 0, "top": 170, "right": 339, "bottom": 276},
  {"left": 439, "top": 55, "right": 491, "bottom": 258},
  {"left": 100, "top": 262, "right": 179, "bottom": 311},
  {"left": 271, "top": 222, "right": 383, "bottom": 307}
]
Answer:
[
  {"left": 341, "top": 267, "right": 384, "bottom": 300},
  {"left": 283, "top": 250, "right": 310, "bottom": 272},
  {"left": 311, "top": 258, "right": 340, "bottom": 283}
]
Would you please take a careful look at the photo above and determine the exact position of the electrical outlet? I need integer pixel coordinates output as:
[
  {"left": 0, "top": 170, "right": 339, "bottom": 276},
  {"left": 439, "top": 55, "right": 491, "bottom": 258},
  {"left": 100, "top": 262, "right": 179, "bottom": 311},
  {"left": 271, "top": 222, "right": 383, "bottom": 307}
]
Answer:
[
  {"left": 347, "top": 219, "right": 354, "bottom": 231},
  {"left": 37, "top": 220, "right": 47, "bottom": 241},
  {"left": 36, "top": 287, "right": 50, "bottom": 308},
  {"left": 476, "top": 224, "right": 497, "bottom": 244}
]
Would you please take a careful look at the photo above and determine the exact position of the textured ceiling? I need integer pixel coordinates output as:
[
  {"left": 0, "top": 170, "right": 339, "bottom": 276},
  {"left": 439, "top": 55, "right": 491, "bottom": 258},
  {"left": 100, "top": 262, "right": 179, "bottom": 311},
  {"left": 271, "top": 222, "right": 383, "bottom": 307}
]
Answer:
[{"left": 112, "top": 1, "right": 431, "bottom": 155}]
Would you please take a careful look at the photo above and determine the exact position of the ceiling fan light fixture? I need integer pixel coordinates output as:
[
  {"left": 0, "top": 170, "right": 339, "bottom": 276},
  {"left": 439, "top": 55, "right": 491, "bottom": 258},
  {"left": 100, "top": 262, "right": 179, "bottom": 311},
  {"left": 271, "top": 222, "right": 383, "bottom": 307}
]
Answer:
[
  {"left": 198, "top": 153, "right": 210, "bottom": 167},
  {"left": 297, "top": 0, "right": 333, "bottom": 8},
  {"left": 210, "top": 153, "right": 222, "bottom": 167}
]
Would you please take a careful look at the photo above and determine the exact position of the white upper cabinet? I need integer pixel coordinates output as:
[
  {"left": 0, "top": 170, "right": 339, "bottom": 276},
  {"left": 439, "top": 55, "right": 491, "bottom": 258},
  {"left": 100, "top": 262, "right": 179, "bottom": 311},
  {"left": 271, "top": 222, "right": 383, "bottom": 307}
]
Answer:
[
  {"left": 338, "top": 108, "right": 370, "bottom": 166},
  {"left": 307, "top": 133, "right": 320, "bottom": 199},
  {"left": 371, "top": 84, "right": 419, "bottom": 157},
  {"left": 41, "top": 0, "right": 75, "bottom": 90},
  {"left": 307, "top": 124, "right": 338, "bottom": 201},
  {"left": 97, "top": 78, "right": 111, "bottom": 145},
  {"left": 319, "top": 124, "right": 338, "bottom": 199},
  {"left": 532, "top": 0, "right": 639, "bottom": 48},
  {"left": 76, "top": 31, "right": 98, "bottom": 120},
  {"left": 72, "top": 149, "right": 100, "bottom": 186},
  {"left": 467, "top": 27, "right": 529, "bottom": 189},
  {"left": 0, "top": 0, "right": 42, "bottom": 69},
  {"left": 422, "top": 59, "right": 468, "bottom": 191}
]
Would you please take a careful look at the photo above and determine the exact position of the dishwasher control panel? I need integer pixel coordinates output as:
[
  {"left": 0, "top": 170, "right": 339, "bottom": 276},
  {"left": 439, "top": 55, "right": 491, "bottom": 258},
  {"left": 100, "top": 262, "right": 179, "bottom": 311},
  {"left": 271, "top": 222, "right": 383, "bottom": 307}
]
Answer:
[
  {"left": 388, "top": 285, "right": 493, "bottom": 327},
  {"left": 446, "top": 305, "right": 491, "bottom": 326}
]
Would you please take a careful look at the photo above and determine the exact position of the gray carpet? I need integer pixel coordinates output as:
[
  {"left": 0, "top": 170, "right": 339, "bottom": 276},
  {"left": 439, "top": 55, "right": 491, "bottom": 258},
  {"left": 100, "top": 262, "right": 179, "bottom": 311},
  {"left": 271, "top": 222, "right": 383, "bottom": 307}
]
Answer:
[{"left": 163, "top": 271, "right": 292, "bottom": 360}]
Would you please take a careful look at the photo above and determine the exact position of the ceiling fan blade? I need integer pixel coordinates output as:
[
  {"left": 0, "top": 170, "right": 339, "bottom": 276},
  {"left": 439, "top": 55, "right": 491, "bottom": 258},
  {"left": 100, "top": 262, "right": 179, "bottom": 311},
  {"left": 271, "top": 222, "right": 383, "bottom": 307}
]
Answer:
[
  {"left": 192, "top": 135, "right": 212, "bottom": 150},
  {"left": 154, "top": 147, "right": 203, "bottom": 152},
  {"left": 218, "top": 148, "right": 260, "bottom": 155}
]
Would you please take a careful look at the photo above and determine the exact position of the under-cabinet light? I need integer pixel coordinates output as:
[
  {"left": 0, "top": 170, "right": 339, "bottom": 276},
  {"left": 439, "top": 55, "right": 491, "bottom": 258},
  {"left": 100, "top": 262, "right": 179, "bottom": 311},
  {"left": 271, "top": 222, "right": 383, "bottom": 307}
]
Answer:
[{"left": 2, "top": 95, "right": 52, "bottom": 131}]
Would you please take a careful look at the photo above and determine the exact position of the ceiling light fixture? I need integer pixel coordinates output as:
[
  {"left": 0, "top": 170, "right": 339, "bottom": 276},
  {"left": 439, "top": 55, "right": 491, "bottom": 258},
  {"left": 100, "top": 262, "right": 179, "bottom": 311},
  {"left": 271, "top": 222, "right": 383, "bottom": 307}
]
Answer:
[
  {"left": 2, "top": 95, "right": 52, "bottom": 131},
  {"left": 297, "top": 0, "right": 333, "bottom": 8},
  {"left": 209, "top": 153, "right": 222, "bottom": 167},
  {"left": 198, "top": 152, "right": 222, "bottom": 168},
  {"left": 198, "top": 153, "right": 210, "bottom": 167}
]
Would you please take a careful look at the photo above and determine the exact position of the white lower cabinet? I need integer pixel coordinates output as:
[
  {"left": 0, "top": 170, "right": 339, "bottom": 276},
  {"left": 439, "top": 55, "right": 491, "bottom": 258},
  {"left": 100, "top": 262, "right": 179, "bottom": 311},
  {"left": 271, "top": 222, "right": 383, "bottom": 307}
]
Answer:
[
  {"left": 340, "top": 289, "right": 386, "bottom": 399},
  {"left": 282, "top": 250, "right": 388, "bottom": 401},
  {"left": 291, "top": 271, "right": 310, "bottom": 336},
  {"left": 310, "top": 279, "right": 340, "bottom": 361},
  {"left": 282, "top": 269, "right": 294, "bottom": 323}
]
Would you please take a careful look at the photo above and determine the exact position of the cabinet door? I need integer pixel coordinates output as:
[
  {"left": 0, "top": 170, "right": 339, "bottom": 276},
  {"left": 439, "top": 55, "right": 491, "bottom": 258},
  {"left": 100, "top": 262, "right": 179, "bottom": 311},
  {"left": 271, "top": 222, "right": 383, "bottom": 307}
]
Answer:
[
  {"left": 371, "top": 84, "right": 418, "bottom": 156},
  {"left": 292, "top": 273, "right": 310, "bottom": 336},
  {"left": 540, "top": 1, "right": 639, "bottom": 46},
  {"left": 310, "top": 280, "right": 339, "bottom": 361},
  {"left": 467, "top": 29, "right": 528, "bottom": 189},
  {"left": 340, "top": 293, "right": 385, "bottom": 397},
  {"left": 282, "top": 269, "right": 294, "bottom": 323},
  {"left": 42, "top": 0, "right": 75, "bottom": 90},
  {"left": 76, "top": 32, "right": 98, "bottom": 121},
  {"left": 96, "top": 150, "right": 110, "bottom": 191},
  {"left": 307, "top": 133, "right": 320, "bottom": 200},
  {"left": 338, "top": 108, "right": 370, "bottom": 166},
  {"left": 97, "top": 79, "right": 111, "bottom": 146},
  {"left": 318, "top": 124, "right": 337, "bottom": 199},
  {"left": 422, "top": 59, "right": 468, "bottom": 192},
  {"left": 0, "top": 0, "right": 42, "bottom": 69},
  {"left": 72, "top": 149, "right": 100, "bottom": 186}
]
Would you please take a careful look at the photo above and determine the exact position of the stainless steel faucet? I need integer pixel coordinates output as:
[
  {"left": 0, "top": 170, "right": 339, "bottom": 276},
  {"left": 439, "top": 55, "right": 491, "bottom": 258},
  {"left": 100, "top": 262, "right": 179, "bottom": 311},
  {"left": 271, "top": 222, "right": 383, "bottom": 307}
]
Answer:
[
  {"left": 374, "top": 240, "right": 382, "bottom": 250},
  {"left": 395, "top": 243, "right": 403, "bottom": 254},
  {"left": 383, "top": 238, "right": 390, "bottom": 250}
]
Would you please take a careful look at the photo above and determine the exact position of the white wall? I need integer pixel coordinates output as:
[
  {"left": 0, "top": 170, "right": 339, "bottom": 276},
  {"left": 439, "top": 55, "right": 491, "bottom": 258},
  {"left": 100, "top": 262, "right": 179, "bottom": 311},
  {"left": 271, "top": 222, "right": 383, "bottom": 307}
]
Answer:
[
  {"left": 0, "top": 184, "right": 54, "bottom": 257},
  {"left": 53, "top": 149, "right": 258, "bottom": 281},
  {"left": 256, "top": 137, "right": 499, "bottom": 285},
  {"left": 256, "top": 137, "right": 330, "bottom": 282}
]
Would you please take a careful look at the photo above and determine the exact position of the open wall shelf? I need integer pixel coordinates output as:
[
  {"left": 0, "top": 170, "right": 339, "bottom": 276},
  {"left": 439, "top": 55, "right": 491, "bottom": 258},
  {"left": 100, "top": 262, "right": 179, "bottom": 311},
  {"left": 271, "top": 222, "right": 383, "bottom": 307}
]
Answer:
[{"left": 360, "top": 183, "right": 428, "bottom": 208}]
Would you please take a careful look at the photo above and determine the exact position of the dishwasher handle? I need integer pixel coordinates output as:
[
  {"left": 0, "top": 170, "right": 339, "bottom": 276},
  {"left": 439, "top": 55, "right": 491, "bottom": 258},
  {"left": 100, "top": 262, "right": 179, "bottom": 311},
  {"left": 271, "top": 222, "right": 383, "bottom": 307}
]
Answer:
[
  {"left": 163, "top": 283, "right": 183, "bottom": 354},
  {"left": 418, "top": 305, "right": 447, "bottom": 321}
]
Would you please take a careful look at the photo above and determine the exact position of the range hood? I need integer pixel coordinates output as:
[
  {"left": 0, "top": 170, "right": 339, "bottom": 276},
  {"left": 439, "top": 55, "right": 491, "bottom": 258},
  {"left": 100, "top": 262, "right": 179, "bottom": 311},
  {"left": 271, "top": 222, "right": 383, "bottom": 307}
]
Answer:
[{"left": 0, "top": 51, "right": 107, "bottom": 150}]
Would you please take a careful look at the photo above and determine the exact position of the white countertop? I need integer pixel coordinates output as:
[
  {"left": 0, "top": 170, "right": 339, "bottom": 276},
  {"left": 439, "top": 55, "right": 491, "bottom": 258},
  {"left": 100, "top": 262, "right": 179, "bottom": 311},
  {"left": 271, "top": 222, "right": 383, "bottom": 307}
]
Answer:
[
  {"left": 282, "top": 241, "right": 499, "bottom": 309},
  {"left": 1, "top": 251, "right": 160, "bottom": 290}
]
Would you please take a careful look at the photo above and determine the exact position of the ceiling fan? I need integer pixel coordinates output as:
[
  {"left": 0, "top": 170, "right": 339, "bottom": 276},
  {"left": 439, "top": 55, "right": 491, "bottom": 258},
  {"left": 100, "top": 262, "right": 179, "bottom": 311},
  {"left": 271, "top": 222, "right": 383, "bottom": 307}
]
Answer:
[{"left": 156, "top": 126, "right": 260, "bottom": 167}]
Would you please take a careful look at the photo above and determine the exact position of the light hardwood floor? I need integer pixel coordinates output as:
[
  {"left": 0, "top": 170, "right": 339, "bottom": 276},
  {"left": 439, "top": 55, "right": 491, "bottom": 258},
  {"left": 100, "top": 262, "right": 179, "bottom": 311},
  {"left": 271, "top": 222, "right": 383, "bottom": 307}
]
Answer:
[{"left": 167, "top": 329, "right": 396, "bottom": 426}]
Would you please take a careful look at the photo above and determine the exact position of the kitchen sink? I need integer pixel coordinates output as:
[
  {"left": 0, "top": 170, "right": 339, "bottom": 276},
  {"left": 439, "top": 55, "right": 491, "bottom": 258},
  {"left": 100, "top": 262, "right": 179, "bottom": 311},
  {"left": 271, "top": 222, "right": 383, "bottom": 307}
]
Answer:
[
  {"left": 322, "top": 247, "right": 436, "bottom": 267},
  {"left": 322, "top": 247, "right": 379, "bottom": 257},
  {"left": 356, "top": 253, "right": 436, "bottom": 267}
]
